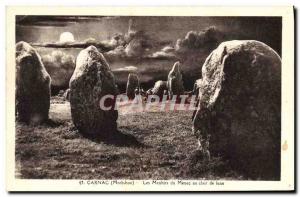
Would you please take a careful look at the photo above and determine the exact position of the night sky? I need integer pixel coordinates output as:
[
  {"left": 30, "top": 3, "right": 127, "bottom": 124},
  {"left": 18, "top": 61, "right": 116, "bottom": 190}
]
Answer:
[{"left": 16, "top": 16, "right": 282, "bottom": 92}]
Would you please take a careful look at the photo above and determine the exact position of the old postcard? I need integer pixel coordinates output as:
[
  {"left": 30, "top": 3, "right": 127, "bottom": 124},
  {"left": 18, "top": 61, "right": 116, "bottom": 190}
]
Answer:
[{"left": 6, "top": 6, "right": 294, "bottom": 191}]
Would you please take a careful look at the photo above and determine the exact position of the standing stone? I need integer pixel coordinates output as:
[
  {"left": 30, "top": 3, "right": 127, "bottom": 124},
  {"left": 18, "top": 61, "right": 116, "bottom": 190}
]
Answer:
[
  {"left": 16, "top": 41, "right": 51, "bottom": 124},
  {"left": 167, "top": 61, "right": 184, "bottom": 98},
  {"left": 192, "top": 40, "right": 281, "bottom": 179},
  {"left": 126, "top": 73, "right": 140, "bottom": 100},
  {"left": 69, "top": 46, "right": 118, "bottom": 137},
  {"left": 152, "top": 80, "right": 168, "bottom": 99}
]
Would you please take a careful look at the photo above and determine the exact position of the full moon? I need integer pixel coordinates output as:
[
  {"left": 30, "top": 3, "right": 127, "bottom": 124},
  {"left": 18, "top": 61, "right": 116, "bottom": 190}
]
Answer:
[{"left": 59, "top": 32, "right": 75, "bottom": 43}]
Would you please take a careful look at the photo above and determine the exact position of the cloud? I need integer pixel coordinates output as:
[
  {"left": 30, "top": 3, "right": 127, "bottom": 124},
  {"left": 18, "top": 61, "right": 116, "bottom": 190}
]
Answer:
[
  {"left": 112, "top": 66, "right": 138, "bottom": 73},
  {"left": 147, "top": 51, "right": 176, "bottom": 59},
  {"left": 42, "top": 50, "right": 75, "bottom": 87},
  {"left": 105, "top": 46, "right": 127, "bottom": 59},
  {"left": 83, "top": 37, "right": 97, "bottom": 44},
  {"left": 161, "top": 46, "right": 176, "bottom": 53},
  {"left": 175, "top": 26, "right": 224, "bottom": 53},
  {"left": 104, "top": 30, "right": 153, "bottom": 60},
  {"left": 125, "top": 30, "right": 152, "bottom": 57},
  {"left": 104, "top": 28, "right": 173, "bottom": 61},
  {"left": 147, "top": 46, "right": 177, "bottom": 60},
  {"left": 147, "top": 26, "right": 223, "bottom": 61}
]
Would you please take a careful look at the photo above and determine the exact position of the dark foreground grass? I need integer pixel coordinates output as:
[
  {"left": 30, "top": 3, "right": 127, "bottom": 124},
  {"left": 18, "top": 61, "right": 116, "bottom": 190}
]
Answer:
[{"left": 15, "top": 98, "right": 242, "bottom": 180}]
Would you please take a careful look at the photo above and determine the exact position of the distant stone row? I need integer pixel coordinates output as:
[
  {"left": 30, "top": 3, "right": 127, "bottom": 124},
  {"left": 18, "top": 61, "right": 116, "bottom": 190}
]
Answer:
[{"left": 125, "top": 61, "right": 185, "bottom": 101}]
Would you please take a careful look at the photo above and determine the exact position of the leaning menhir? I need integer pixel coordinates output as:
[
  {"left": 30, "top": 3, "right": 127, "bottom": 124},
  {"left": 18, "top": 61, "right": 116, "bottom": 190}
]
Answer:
[
  {"left": 16, "top": 41, "right": 51, "bottom": 124},
  {"left": 193, "top": 40, "right": 281, "bottom": 179},
  {"left": 126, "top": 73, "right": 140, "bottom": 100},
  {"left": 167, "top": 61, "right": 184, "bottom": 98},
  {"left": 69, "top": 46, "right": 118, "bottom": 137}
]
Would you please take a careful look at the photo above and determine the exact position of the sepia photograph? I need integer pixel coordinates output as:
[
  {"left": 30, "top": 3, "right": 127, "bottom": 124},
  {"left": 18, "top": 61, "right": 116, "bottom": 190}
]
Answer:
[{"left": 6, "top": 6, "right": 294, "bottom": 191}]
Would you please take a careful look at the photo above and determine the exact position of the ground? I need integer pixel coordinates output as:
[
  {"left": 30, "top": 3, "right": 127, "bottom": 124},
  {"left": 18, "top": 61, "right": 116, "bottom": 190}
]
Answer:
[{"left": 15, "top": 96, "right": 243, "bottom": 180}]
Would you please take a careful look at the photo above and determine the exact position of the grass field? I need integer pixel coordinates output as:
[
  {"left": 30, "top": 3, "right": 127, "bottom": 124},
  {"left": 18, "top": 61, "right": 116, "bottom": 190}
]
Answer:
[{"left": 15, "top": 96, "right": 243, "bottom": 180}]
